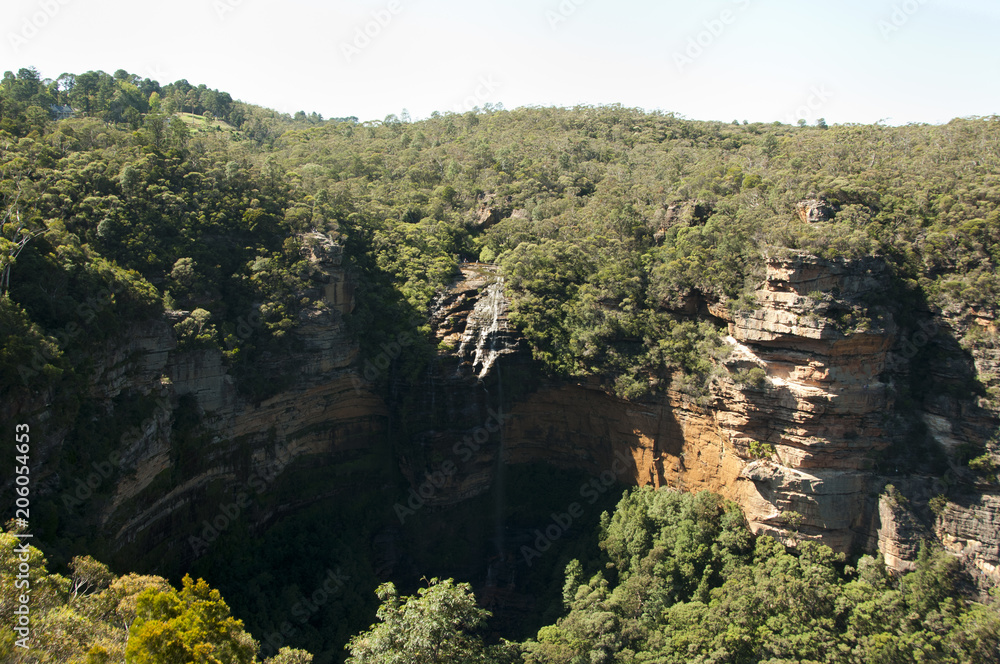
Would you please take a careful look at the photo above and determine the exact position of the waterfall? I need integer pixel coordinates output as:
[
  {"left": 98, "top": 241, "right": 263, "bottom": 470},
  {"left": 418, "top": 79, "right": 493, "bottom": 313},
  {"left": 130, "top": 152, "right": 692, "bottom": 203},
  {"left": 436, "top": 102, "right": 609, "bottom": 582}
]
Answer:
[
  {"left": 493, "top": 344, "right": 506, "bottom": 560},
  {"left": 447, "top": 266, "right": 513, "bottom": 573},
  {"left": 458, "top": 275, "right": 507, "bottom": 380}
]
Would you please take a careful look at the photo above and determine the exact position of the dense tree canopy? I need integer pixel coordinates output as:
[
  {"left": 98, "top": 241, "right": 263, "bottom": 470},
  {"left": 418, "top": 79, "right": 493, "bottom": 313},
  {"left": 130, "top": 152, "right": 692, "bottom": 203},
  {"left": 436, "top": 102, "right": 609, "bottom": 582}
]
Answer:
[
  {"left": 5, "top": 487, "right": 999, "bottom": 663},
  {"left": 2, "top": 67, "right": 999, "bottom": 663},
  {"left": 126, "top": 575, "right": 257, "bottom": 664},
  {"left": 343, "top": 489, "right": 1000, "bottom": 664},
  {"left": 345, "top": 578, "right": 518, "bottom": 663},
  {"left": 4, "top": 67, "right": 999, "bottom": 406},
  {"left": 0, "top": 528, "right": 312, "bottom": 663},
  {"left": 520, "top": 488, "right": 1000, "bottom": 663}
]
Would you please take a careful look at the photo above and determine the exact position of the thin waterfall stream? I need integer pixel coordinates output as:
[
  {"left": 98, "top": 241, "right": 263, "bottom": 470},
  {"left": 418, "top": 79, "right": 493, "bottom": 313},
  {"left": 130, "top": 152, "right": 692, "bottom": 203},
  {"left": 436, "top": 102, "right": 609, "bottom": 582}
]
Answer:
[{"left": 493, "top": 349, "right": 505, "bottom": 562}]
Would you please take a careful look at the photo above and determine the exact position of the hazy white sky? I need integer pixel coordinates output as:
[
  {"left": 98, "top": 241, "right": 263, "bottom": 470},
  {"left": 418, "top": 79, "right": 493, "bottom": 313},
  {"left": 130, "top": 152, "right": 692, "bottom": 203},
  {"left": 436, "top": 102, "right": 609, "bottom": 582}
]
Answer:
[{"left": 4, "top": 0, "right": 998, "bottom": 125}]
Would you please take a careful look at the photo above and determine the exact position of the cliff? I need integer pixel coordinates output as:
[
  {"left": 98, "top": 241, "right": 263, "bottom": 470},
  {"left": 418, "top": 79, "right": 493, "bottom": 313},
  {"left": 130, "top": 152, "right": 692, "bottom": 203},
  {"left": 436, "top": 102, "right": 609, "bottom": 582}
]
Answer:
[
  {"left": 13, "top": 232, "right": 390, "bottom": 569},
  {"left": 405, "top": 254, "right": 999, "bottom": 587},
  {"left": 8, "top": 244, "right": 998, "bottom": 588}
]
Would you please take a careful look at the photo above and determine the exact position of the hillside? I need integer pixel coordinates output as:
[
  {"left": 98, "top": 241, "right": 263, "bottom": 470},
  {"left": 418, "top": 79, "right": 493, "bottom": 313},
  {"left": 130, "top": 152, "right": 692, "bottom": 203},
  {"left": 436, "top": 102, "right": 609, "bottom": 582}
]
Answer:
[{"left": 1, "top": 66, "right": 999, "bottom": 662}]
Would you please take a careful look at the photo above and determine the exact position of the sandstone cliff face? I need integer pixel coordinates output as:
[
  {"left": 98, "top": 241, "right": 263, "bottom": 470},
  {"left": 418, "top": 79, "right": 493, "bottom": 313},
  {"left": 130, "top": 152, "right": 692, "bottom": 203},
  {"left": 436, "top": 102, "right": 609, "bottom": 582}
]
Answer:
[
  {"left": 936, "top": 493, "right": 1000, "bottom": 579},
  {"left": 12, "top": 242, "right": 998, "bottom": 587},
  {"left": 491, "top": 254, "right": 895, "bottom": 553},
  {"left": 709, "top": 254, "right": 896, "bottom": 551},
  {"left": 430, "top": 263, "right": 522, "bottom": 381},
  {"left": 16, "top": 233, "right": 390, "bottom": 567},
  {"left": 407, "top": 254, "right": 999, "bottom": 587}
]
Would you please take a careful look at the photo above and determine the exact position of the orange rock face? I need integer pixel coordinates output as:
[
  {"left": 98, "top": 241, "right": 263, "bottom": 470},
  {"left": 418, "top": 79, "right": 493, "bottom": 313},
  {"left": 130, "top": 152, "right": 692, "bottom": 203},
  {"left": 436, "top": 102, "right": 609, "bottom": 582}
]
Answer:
[
  {"left": 11, "top": 244, "right": 997, "bottom": 587},
  {"left": 423, "top": 255, "right": 996, "bottom": 584},
  {"left": 463, "top": 253, "right": 894, "bottom": 554}
]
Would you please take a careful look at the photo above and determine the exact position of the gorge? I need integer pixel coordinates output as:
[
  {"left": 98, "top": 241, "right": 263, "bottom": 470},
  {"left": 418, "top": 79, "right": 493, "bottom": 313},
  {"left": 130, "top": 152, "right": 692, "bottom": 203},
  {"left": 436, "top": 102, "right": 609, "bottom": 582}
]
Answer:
[
  {"left": 2, "top": 75, "right": 999, "bottom": 660},
  {"left": 10, "top": 231, "right": 998, "bottom": 641}
]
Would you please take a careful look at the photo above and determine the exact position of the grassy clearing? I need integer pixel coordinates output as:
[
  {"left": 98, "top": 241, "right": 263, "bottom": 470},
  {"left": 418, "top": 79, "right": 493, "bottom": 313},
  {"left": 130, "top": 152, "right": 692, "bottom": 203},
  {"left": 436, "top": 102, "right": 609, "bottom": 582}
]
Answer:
[{"left": 174, "top": 111, "right": 238, "bottom": 134}]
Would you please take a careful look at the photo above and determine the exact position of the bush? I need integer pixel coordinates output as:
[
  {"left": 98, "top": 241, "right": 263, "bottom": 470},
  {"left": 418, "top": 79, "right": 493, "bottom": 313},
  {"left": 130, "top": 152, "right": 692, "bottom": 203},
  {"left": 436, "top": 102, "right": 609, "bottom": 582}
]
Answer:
[
  {"left": 173, "top": 308, "right": 219, "bottom": 350},
  {"left": 747, "top": 440, "right": 776, "bottom": 460},
  {"left": 733, "top": 366, "right": 768, "bottom": 389}
]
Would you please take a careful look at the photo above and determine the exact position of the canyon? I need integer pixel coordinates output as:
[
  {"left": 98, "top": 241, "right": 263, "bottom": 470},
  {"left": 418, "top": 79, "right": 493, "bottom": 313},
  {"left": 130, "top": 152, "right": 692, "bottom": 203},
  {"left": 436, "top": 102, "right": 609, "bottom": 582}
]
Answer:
[
  {"left": 419, "top": 249, "right": 999, "bottom": 586},
  {"left": 11, "top": 233, "right": 1000, "bottom": 593}
]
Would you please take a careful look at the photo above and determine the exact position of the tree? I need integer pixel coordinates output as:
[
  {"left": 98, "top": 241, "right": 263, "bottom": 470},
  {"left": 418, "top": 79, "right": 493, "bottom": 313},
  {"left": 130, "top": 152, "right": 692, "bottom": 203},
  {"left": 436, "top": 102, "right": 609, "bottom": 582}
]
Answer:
[
  {"left": 69, "top": 556, "right": 114, "bottom": 598},
  {"left": 174, "top": 308, "right": 218, "bottom": 349},
  {"left": 142, "top": 113, "right": 167, "bottom": 149},
  {"left": 263, "top": 647, "right": 314, "bottom": 664},
  {"left": 169, "top": 257, "right": 198, "bottom": 291},
  {"left": 170, "top": 115, "right": 191, "bottom": 147},
  {"left": 125, "top": 575, "right": 257, "bottom": 664},
  {"left": 761, "top": 133, "right": 780, "bottom": 158},
  {"left": 94, "top": 573, "right": 173, "bottom": 634},
  {"left": 68, "top": 70, "right": 100, "bottom": 115},
  {"left": 345, "top": 578, "right": 517, "bottom": 663}
]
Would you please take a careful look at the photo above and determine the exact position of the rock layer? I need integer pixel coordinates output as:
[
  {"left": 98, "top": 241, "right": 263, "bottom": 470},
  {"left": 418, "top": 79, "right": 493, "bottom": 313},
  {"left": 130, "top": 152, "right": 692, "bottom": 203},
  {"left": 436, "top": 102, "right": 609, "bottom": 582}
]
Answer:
[
  {"left": 9, "top": 247, "right": 999, "bottom": 587},
  {"left": 410, "top": 253, "right": 999, "bottom": 585}
]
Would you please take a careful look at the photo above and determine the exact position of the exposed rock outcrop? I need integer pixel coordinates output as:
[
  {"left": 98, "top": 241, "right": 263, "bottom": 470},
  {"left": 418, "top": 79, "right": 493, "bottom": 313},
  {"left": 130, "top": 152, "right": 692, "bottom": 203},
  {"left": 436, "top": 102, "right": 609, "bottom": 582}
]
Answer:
[
  {"left": 19, "top": 233, "right": 391, "bottom": 566},
  {"left": 873, "top": 492, "right": 925, "bottom": 572},
  {"left": 709, "top": 254, "right": 895, "bottom": 548},
  {"left": 10, "top": 240, "right": 999, "bottom": 589},
  {"left": 796, "top": 198, "right": 833, "bottom": 223},
  {"left": 936, "top": 492, "right": 1000, "bottom": 581},
  {"left": 471, "top": 194, "right": 515, "bottom": 231},
  {"left": 410, "top": 252, "right": 999, "bottom": 586},
  {"left": 430, "top": 263, "right": 524, "bottom": 380}
]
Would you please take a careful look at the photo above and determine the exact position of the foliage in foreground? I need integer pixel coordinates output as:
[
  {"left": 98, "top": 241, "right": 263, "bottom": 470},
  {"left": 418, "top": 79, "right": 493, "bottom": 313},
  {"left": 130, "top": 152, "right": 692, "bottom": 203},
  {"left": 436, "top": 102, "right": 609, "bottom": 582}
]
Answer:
[
  {"left": 6, "top": 486, "right": 1000, "bottom": 664},
  {"left": 344, "top": 488, "right": 1000, "bottom": 664},
  {"left": 344, "top": 578, "right": 518, "bottom": 664},
  {"left": 519, "top": 488, "right": 1000, "bottom": 663},
  {"left": 0, "top": 527, "right": 312, "bottom": 664}
]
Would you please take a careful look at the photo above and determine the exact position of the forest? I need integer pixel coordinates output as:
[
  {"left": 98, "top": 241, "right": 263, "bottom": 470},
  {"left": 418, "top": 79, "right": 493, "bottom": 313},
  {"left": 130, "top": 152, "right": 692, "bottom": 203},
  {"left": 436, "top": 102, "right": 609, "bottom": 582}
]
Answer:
[
  {"left": 4, "top": 487, "right": 1000, "bottom": 662},
  {"left": 3, "top": 66, "right": 999, "bottom": 405},
  {"left": 2, "top": 66, "right": 1000, "bottom": 662}
]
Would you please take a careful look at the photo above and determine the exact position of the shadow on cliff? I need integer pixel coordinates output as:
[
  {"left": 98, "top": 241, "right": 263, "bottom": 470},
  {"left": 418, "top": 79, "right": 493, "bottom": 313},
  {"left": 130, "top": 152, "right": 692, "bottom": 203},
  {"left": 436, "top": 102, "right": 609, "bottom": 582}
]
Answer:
[
  {"left": 871, "top": 273, "right": 992, "bottom": 479},
  {"left": 725, "top": 254, "right": 997, "bottom": 560}
]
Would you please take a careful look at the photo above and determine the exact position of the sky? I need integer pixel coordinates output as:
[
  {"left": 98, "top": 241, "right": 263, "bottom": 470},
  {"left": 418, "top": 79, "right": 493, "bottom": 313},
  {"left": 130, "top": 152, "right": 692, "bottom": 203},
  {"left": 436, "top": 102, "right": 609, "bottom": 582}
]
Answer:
[{"left": 4, "top": 0, "right": 999, "bottom": 126}]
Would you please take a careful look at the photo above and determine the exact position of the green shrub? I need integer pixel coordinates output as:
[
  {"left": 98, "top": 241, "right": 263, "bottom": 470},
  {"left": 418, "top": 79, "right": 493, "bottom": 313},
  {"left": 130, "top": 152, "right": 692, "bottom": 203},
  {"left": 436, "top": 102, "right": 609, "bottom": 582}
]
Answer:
[
  {"left": 747, "top": 440, "right": 776, "bottom": 460},
  {"left": 733, "top": 366, "right": 768, "bottom": 389},
  {"left": 929, "top": 494, "right": 948, "bottom": 515}
]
